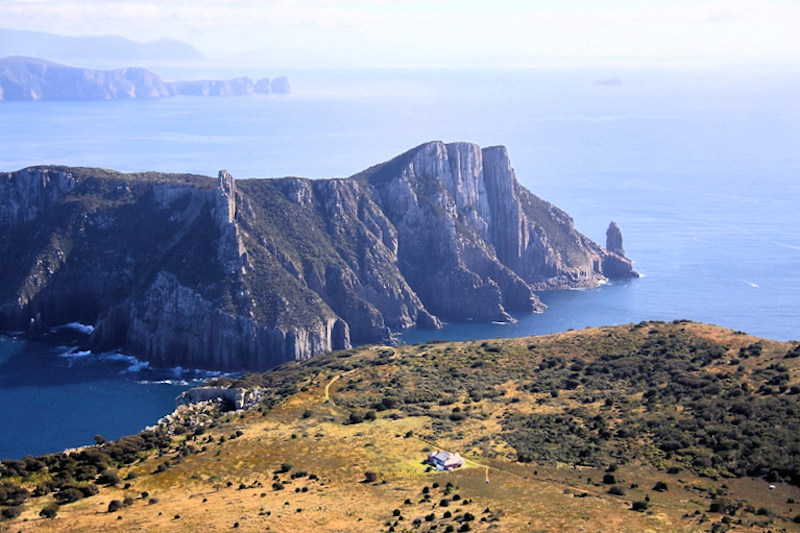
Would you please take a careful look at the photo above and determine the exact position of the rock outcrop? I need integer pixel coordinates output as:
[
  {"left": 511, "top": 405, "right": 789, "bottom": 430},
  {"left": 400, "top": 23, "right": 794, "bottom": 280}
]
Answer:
[
  {"left": 602, "top": 221, "right": 638, "bottom": 279},
  {"left": 168, "top": 77, "right": 274, "bottom": 97},
  {"left": 0, "top": 142, "right": 637, "bottom": 371},
  {"left": 175, "top": 387, "right": 247, "bottom": 411},
  {"left": 175, "top": 386, "right": 265, "bottom": 411},
  {"left": 269, "top": 76, "right": 290, "bottom": 94},
  {"left": 0, "top": 167, "right": 76, "bottom": 227},
  {"left": 0, "top": 56, "right": 287, "bottom": 100},
  {"left": 606, "top": 221, "right": 625, "bottom": 256}
]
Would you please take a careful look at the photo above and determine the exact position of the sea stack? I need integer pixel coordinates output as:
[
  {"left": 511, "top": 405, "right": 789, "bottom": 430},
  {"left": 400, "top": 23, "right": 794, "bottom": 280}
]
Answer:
[
  {"left": 606, "top": 221, "right": 625, "bottom": 256},
  {"left": 602, "top": 221, "right": 639, "bottom": 279}
]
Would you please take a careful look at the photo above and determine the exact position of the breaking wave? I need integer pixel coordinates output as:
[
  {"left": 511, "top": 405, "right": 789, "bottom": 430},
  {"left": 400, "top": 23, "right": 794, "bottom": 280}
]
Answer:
[{"left": 52, "top": 322, "right": 95, "bottom": 335}]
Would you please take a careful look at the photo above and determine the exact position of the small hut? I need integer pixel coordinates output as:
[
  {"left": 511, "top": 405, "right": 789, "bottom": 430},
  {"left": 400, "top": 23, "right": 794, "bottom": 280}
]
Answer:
[{"left": 424, "top": 450, "right": 465, "bottom": 470}]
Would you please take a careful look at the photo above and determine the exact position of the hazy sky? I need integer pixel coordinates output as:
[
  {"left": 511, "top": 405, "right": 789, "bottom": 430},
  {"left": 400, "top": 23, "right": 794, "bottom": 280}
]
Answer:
[{"left": 1, "top": 0, "right": 799, "bottom": 67}]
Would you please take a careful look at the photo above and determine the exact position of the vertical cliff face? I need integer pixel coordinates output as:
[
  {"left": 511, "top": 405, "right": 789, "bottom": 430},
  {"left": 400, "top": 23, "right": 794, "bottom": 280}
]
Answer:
[
  {"left": 356, "top": 141, "right": 635, "bottom": 324},
  {"left": 0, "top": 142, "right": 637, "bottom": 371},
  {"left": 116, "top": 272, "right": 349, "bottom": 370},
  {"left": 214, "top": 170, "right": 247, "bottom": 274},
  {"left": 358, "top": 142, "right": 541, "bottom": 323},
  {"left": 0, "top": 168, "right": 76, "bottom": 228}
]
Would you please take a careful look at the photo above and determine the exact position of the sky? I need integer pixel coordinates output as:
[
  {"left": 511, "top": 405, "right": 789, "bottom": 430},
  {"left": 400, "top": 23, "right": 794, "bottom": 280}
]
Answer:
[{"left": 1, "top": 0, "right": 800, "bottom": 67}]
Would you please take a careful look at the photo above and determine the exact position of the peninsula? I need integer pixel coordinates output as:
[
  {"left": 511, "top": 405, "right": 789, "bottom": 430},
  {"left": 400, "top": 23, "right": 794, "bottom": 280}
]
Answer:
[{"left": 0, "top": 142, "right": 636, "bottom": 371}]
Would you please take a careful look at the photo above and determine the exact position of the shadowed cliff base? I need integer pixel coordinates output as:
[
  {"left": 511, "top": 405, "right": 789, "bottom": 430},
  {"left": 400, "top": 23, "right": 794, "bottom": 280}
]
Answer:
[{"left": 0, "top": 141, "right": 637, "bottom": 371}]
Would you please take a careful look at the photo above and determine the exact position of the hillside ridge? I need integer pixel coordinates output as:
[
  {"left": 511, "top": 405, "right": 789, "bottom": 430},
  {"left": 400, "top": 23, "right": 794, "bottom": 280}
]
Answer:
[{"left": 1, "top": 322, "right": 799, "bottom": 532}]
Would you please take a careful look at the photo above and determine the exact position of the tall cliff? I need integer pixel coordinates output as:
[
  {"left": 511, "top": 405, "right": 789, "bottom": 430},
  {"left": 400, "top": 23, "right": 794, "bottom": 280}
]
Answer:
[{"left": 0, "top": 142, "right": 637, "bottom": 371}]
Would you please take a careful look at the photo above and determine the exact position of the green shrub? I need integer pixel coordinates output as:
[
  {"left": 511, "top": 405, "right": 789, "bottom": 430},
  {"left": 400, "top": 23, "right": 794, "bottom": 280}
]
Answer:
[
  {"left": 1, "top": 506, "right": 21, "bottom": 519},
  {"left": 631, "top": 501, "right": 648, "bottom": 512},
  {"left": 79, "top": 484, "right": 99, "bottom": 497},
  {"left": 54, "top": 488, "right": 84, "bottom": 504},
  {"left": 39, "top": 504, "right": 59, "bottom": 518}
]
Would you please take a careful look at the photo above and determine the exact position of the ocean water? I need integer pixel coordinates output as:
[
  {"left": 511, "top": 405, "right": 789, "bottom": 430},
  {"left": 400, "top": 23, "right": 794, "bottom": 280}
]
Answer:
[
  {"left": 1, "top": 65, "right": 798, "bottom": 459},
  {"left": 0, "top": 329, "right": 202, "bottom": 459}
]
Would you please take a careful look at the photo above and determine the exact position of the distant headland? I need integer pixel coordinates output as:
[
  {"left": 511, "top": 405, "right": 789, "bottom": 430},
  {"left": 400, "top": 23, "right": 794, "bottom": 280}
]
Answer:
[{"left": 0, "top": 56, "right": 289, "bottom": 100}]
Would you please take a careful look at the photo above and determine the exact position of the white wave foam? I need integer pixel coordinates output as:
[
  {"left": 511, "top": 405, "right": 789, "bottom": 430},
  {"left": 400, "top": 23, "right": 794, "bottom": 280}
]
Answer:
[
  {"left": 136, "top": 379, "right": 190, "bottom": 386},
  {"left": 58, "top": 348, "right": 92, "bottom": 359},
  {"left": 126, "top": 360, "right": 151, "bottom": 373},
  {"left": 100, "top": 352, "right": 139, "bottom": 364},
  {"left": 772, "top": 240, "right": 800, "bottom": 252},
  {"left": 194, "top": 369, "right": 223, "bottom": 378},
  {"left": 96, "top": 352, "right": 150, "bottom": 373},
  {"left": 53, "top": 322, "right": 95, "bottom": 335}
]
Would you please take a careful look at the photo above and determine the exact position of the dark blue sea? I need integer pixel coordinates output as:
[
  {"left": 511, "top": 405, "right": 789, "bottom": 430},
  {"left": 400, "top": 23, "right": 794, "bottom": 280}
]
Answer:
[{"left": 1, "top": 65, "right": 798, "bottom": 459}]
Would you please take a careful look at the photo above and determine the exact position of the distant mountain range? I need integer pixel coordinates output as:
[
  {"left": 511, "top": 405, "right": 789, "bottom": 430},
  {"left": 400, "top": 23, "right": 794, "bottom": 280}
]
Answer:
[
  {"left": 0, "top": 28, "right": 205, "bottom": 65},
  {"left": 0, "top": 56, "right": 289, "bottom": 100}
]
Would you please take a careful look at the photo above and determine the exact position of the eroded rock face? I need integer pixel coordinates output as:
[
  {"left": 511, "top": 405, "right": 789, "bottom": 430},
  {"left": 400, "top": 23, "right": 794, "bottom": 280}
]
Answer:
[
  {"left": 0, "top": 142, "right": 638, "bottom": 371},
  {"left": 0, "top": 167, "right": 75, "bottom": 227},
  {"left": 115, "top": 272, "right": 348, "bottom": 370},
  {"left": 214, "top": 170, "right": 247, "bottom": 274}
]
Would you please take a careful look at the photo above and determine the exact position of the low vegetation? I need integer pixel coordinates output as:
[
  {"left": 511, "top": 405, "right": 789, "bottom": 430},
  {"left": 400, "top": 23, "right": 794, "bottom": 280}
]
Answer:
[{"left": 1, "top": 321, "right": 799, "bottom": 532}]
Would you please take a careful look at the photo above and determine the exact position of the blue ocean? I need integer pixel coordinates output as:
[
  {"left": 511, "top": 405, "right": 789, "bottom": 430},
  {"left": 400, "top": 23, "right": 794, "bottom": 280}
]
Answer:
[{"left": 1, "top": 65, "right": 798, "bottom": 459}]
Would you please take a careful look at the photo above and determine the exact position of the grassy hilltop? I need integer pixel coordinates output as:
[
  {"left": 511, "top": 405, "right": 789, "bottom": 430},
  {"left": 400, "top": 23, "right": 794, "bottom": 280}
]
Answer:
[{"left": 2, "top": 320, "right": 800, "bottom": 532}]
